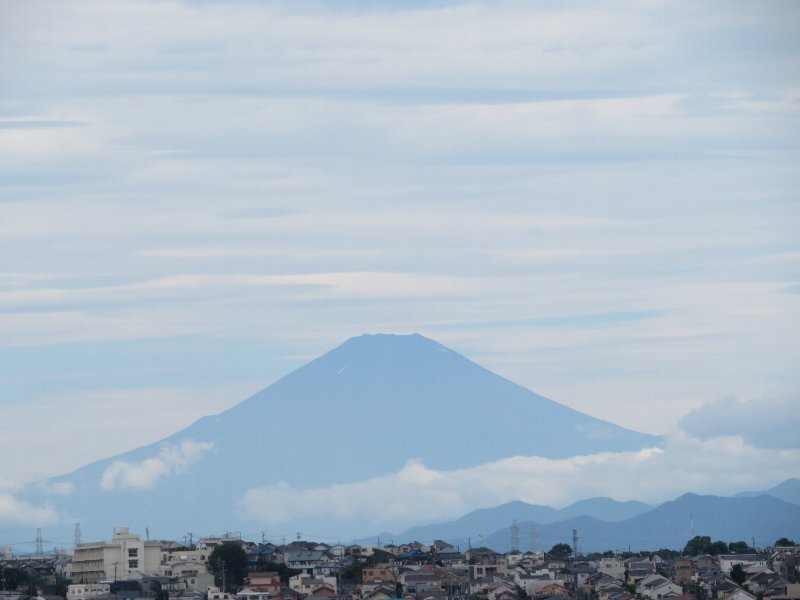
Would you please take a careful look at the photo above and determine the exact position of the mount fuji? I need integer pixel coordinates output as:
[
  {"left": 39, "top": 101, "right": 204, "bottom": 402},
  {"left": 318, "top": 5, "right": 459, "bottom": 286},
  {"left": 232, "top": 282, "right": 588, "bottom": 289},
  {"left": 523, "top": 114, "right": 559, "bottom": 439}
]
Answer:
[{"left": 8, "top": 333, "right": 661, "bottom": 544}]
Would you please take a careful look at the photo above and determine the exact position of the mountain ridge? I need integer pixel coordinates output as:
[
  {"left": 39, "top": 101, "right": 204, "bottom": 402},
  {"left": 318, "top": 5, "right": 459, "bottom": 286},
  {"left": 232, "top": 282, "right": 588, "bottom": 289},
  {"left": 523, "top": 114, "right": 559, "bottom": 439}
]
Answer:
[
  {"left": 355, "top": 479, "right": 800, "bottom": 552},
  {"left": 8, "top": 333, "right": 661, "bottom": 543}
]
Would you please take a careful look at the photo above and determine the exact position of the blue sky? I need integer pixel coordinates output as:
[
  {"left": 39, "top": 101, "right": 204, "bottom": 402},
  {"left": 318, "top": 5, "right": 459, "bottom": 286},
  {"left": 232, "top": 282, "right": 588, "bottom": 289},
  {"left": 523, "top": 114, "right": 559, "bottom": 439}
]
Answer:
[{"left": 0, "top": 0, "right": 799, "bottom": 528}]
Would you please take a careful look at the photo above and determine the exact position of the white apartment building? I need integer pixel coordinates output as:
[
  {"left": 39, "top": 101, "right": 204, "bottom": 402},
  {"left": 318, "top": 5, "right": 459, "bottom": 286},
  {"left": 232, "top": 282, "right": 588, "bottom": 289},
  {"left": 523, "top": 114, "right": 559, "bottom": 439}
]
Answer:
[{"left": 71, "top": 527, "right": 161, "bottom": 583}]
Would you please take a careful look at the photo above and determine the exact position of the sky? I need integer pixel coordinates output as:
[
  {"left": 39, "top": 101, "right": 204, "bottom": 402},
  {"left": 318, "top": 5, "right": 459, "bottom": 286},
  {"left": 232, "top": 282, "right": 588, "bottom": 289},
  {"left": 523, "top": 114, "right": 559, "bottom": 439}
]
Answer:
[{"left": 1, "top": 0, "right": 799, "bottom": 538}]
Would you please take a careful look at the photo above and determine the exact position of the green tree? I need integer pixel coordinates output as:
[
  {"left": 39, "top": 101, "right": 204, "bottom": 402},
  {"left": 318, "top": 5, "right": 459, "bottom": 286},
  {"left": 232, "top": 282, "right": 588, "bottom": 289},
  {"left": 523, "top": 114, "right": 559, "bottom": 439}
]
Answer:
[
  {"left": 683, "top": 536, "right": 712, "bottom": 556},
  {"left": 208, "top": 542, "right": 249, "bottom": 592},
  {"left": 683, "top": 536, "right": 729, "bottom": 557},
  {"left": 683, "top": 581, "right": 706, "bottom": 600},
  {"left": 728, "top": 541, "right": 752, "bottom": 554},
  {"left": 54, "top": 579, "right": 68, "bottom": 598},
  {"left": 730, "top": 564, "right": 746, "bottom": 586},
  {"left": 1, "top": 566, "right": 29, "bottom": 590},
  {"left": 341, "top": 559, "right": 365, "bottom": 585},
  {"left": 548, "top": 543, "right": 573, "bottom": 558},
  {"left": 775, "top": 538, "right": 796, "bottom": 547}
]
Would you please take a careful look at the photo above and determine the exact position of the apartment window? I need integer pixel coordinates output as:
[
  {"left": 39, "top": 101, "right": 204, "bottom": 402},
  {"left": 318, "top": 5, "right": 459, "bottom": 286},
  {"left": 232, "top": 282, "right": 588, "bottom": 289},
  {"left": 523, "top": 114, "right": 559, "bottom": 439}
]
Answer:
[
  {"left": 128, "top": 548, "right": 138, "bottom": 557},
  {"left": 129, "top": 560, "right": 139, "bottom": 569}
]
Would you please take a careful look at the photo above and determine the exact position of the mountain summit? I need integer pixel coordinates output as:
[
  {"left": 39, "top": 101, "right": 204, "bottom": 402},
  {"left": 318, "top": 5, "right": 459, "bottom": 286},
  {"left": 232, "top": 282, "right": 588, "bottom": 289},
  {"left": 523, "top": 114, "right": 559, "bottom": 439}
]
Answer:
[{"left": 15, "top": 333, "right": 660, "bottom": 539}]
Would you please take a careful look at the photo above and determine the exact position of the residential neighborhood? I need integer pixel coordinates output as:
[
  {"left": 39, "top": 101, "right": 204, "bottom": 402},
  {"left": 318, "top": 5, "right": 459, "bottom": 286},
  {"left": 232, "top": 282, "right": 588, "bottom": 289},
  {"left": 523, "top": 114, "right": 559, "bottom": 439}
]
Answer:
[{"left": 2, "top": 529, "right": 798, "bottom": 600}]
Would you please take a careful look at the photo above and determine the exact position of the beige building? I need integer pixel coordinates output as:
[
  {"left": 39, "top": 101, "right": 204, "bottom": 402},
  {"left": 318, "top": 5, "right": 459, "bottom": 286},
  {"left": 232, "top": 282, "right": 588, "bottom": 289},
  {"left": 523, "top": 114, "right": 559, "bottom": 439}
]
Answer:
[{"left": 71, "top": 527, "right": 161, "bottom": 583}]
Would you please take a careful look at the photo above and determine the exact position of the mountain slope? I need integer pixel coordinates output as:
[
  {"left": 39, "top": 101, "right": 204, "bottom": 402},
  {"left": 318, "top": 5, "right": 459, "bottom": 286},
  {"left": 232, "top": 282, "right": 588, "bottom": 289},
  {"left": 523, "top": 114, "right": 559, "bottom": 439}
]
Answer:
[
  {"left": 736, "top": 478, "right": 800, "bottom": 505},
  {"left": 12, "top": 333, "right": 660, "bottom": 543},
  {"left": 484, "top": 493, "right": 800, "bottom": 553},
  {"left": 383, "top": 497, "right": 652, "bottom": 546}
]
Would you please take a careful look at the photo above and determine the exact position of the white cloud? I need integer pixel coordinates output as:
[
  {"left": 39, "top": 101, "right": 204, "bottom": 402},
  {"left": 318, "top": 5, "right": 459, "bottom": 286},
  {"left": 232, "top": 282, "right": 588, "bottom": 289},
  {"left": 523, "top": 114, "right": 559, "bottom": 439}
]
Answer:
[
  {"left": 100, "top": 440, "right": 215, "bottom": 491},
  {"left": 679, "top": 396, "right": 800, "bottom": 449},
  {"left": 0, "top": 492, "right": 70, "bottom": 526},
  {"left": 238, "top": 434, "right": 800, "bottom": 534}
]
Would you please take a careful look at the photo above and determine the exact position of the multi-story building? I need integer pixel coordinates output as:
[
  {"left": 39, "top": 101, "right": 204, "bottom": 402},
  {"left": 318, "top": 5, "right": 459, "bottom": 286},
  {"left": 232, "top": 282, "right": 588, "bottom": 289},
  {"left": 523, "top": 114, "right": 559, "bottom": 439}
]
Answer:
[{"left": 71, "top": 527, "right": 161, "bottom": 583}]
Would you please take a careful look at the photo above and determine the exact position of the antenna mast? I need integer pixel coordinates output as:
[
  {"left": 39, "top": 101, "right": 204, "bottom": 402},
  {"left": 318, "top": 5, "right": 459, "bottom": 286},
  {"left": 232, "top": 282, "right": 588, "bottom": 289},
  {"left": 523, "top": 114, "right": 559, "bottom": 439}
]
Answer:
[{"left": 511, "top": 520, "right": 520, "bottom": 552}]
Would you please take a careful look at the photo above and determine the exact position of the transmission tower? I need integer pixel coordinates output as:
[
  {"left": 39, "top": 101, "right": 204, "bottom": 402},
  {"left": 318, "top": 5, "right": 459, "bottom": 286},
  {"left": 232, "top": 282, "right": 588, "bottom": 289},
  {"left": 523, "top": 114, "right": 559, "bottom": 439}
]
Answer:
[
  {"left": 572, "top": 529, "right": 579, "bottom": 559},
  {"left": 35, "top": 528, "right": 44, "bottom": 555},
  {"left": 510, "top": 520, "right": 520, "bottom": 552},
  {"left": 74, "top": 523, "right": 82, "bottom": 547}
]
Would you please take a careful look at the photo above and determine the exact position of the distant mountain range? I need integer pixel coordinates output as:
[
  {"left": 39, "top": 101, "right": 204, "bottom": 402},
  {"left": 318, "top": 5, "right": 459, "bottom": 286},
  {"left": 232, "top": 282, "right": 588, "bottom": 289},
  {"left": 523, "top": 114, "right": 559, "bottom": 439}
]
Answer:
[
  {"left": 7, "top": 333, "right": 660, "bottom": 544},
  {"left": 4, "top": 333, "right": 797, "bottom": 555},
  {"left": 735, "top": 477, "right": 800, "bottom": 505},
  {"left": 360, "top": 479, "right": 800, "bottom": 553}
]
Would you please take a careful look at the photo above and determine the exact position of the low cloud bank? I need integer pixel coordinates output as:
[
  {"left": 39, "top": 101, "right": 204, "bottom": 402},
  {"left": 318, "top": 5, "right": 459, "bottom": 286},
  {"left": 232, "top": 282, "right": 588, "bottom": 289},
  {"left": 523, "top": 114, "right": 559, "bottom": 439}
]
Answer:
[
  {"left": 0, "top": 492, "right": 70, "bottom": 526},
  {"left": 100, "top": 439, "right": 215, "bottom": 491},
  {"left": 239, "top": 434, "right": 800, "bottom": 532}
]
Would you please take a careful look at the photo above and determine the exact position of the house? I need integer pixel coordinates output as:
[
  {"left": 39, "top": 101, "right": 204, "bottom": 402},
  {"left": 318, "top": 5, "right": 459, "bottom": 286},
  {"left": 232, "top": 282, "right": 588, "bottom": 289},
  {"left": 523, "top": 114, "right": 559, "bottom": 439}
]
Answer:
[
  {"left": 486, "top": 581, "right": 517, "bottom": 600},
  {"left": 627, "top": 561, "right": 657, "bottom": 585},
  {"left": 746, "top": 571, "right": 790, "bottom": 598},
  {"left": 718, "top": 556, "right": 766, "bottom": 575},
  {"left": 67, "top": 584, "right": 111, "bottom": 600},
  {"left": 636, "top": 574, "right": 682, "bottom": 600},
  {"left": 516, "top": 574, "right": 565, "bottom": 597},
  {"left": 402, "top": 571, "right": 441, "bottom": 594},
  {"left": 569, "top": 562, "right": 598, "bottom": 588},
  {"left": 288, "top": 575, "right": 337, "bottom": 596},
  {"left": 598, "top": 558, "right": 626, "bottom": 581},
  {"left": 465, "top": 548, "right": 502, "bottom": 565},
  {"left": 207, "top": 587, "right": 235, "bottom": 600},
  {"left": 236, "top": 589, "right": 270, "bottom": 600},
  {"left": 285, "top": 551, "right": 330, "bottom": 574},
  {"left": 362, "top": 584, "right": 397, "bottom": 600},
  {"left": 363, "top": 567, "right": 397, "bottom": 584},
  {"left": 728, "top": 590, "right": 757, "bottom": 600},
  {"left": 471, "top": 563, "right": 508, "bottom": 581},
  {"left": 535, "top": 583, "right": 570, "bottom": 598},
  {"left": 245, "top": 572, "right": 282, "bottom": 595}
]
